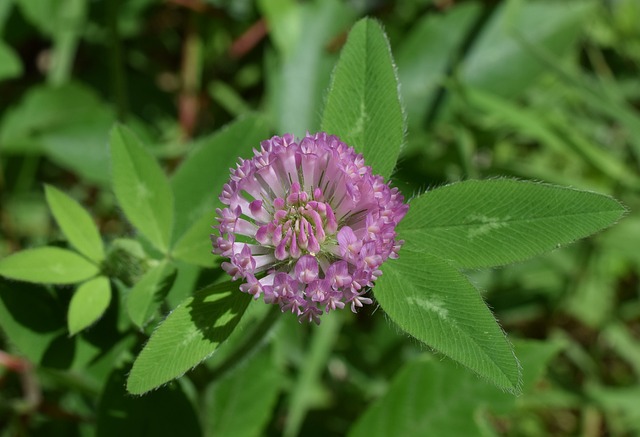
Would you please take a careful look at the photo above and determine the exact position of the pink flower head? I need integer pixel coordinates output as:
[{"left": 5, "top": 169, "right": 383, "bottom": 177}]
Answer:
[{"left": 212, "top": 133, "right": 408, "bottom": 324}]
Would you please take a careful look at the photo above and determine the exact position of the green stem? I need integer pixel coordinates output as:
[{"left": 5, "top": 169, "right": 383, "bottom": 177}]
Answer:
[
  {"left": 14, "top": 156, "right": 39, "bottom": 194},
  {"left": 47, "top": 0, "right": 85, "bottom": 85},
  {"left": 453, "top": 126, "right": 479, "bottom": 178},
  {"left": 107, "top": 0, "right": 128, "bottom": 120},
  {"left": 284, "top": 312, "right": 343, "bottom": 437}
]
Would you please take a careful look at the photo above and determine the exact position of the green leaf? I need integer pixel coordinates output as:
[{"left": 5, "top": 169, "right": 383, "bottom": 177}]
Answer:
[
  {"left": 170, "top": 115, "right": 270, "bottom": 244},
  {"left": 460, "top": 0, "right": 594, "bottom": 97},
  {"left": 67, "top": 276, "right": 111, "bottom": 335},
  {"left": 0, "top": 40, "right": 23, "bottom": 81},
  {"left": 165, "top": 261, "right": 201, "bottom": 309},
  {"left": 110, "top": 124, "right": 174, "bottom": 253},
  {"left": 257, "top": 0, "right": 299, "bottom": 58},
  {"left": 15, "top": 0, "right": 85, "bottom": 36},
  {"left": 0, "top": 247, "right": 99, "bottom": 284},
  {"left": 98, "top": 366, "right": 201, "bottom": 437},
  {"left": 127, "top": 260, "right": 177, "bottom": 329},
  {"left": 348, "top": 340, "right": 563, "bottom": 437},
  {"left": 0, "top": 82, "right": 115, "bottom": 186},
  {"left": 374, "top": 250, "right": 521, "bottom": 393},
  {"left": 44, "top": 184, "right": 105, "bottom": 263},
  {"left": 396, "top": 3, "right": 480, "bottom": 129},
  {"left": 206, "top": 347, "right": 281, "bottom": 437},
  {"left": 172, "top": 213, "right": 220, "bottom": 268},
  {"left": 400, "top": 179, "right": 626, "bottom": 269},
  {"left": 321, "top": 18, "right": 404, "bottom": 179},
  {"left": 127, "top": 282, "right": 251, "bottom": 394},
  {"left": 261, "top": 0, "right": 354, "bottom": 137}
]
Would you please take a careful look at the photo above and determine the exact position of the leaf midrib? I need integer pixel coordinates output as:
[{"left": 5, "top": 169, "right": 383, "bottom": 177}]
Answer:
[{"left": 401, "top": 208, "right": 622, "bottom": 232}]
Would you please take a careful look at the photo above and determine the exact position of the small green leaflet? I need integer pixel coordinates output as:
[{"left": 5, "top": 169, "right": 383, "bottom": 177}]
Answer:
[
  {"left": 172, "top": 213, "right": 220, "bottom": 268},
  {"left": 374, "top": 249, "right": 521, "bottom": 394},
  {"left": 170, "top": 115, "right": 270, "bottom": 244},
  {"left": 68, "top": 276, "right": 111, "bottom": 335},
  {"left": 399, "top": 179, "right": 626, "bottom": 269},
  {"left": 0, "top": 247, "right": 99, "bottom": 284},
  {"left": 110, "top": 124, "right": 174, "bottom": 253},
  {"left": 45, "top": 184, "right": 105, "bottom": 263},
  {"left": 321, "top": 18, "right": 404, "bottom": 179},
  {"left": 127, "top": 260, "right": 177, "bottom": 329},
  {"left": 127, "top": 282, "right": 251, "bottom": 394}
]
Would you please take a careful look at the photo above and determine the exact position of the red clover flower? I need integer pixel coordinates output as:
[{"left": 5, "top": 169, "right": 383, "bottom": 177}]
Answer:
[{"left": 212, "top": 133, "right": 408, "bottom": 324}]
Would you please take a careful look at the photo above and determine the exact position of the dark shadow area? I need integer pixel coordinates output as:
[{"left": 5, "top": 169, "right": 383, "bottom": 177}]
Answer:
[
  {"left": 97, "top": 365, "right": 201, "bottom": 437},
  {"left": 41, "top": 333, "right": 76, "bottom": 369},
  {"left": 187, "top": 282, "right": 251, "bottom": 344},
  {"left": 0, "top": 279, "right": 65, "bottom": 333}
]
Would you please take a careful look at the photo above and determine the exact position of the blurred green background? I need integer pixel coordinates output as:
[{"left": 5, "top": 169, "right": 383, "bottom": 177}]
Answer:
[{"left": 1, "top": 0, "right": 640, "bottom": 436}]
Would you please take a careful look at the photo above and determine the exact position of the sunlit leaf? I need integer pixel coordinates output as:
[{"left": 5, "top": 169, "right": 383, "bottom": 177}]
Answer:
[
  {"left": 322, "top": 18, "right": 404, "bottom": 178},
  {"left": 127, "top": 282, "right": 251, "bottom": 394},
  {"left": 400, "top": 179, "right": 626, "bottom": 269},
  {"left": 68, "top": 276, "right": 111, "bottom": 335},
  {"left": 0, "top": 247, "right": 99, "bottom": 284},
  {"left": 374, "top": 250, "right": 521, "bottom": 393},
  {"left": 45, "top": 184, "right": 105, "bottom": 263}
]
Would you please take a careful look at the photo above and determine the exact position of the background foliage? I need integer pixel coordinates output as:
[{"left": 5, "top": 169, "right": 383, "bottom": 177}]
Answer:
[{"left": 1, "top": 0, "right": 639, "bottom": 436}]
